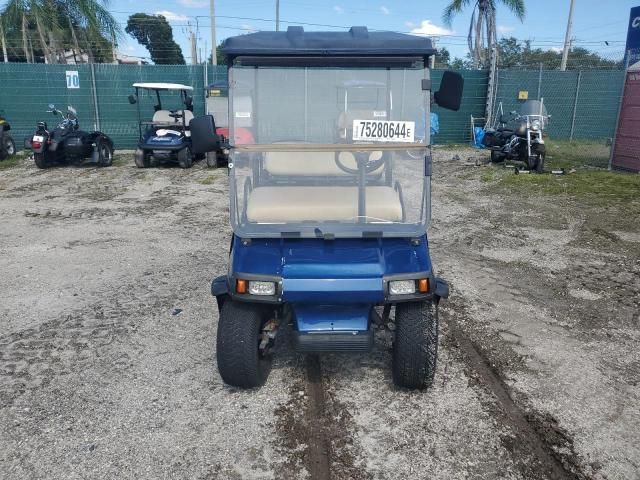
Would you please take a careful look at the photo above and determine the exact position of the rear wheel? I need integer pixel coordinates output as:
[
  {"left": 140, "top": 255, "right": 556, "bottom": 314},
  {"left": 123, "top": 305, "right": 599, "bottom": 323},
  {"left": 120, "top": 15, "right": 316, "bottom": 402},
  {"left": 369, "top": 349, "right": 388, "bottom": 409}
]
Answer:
[
  {"left": 96, "top": 138, "right": 113, "bottom": 167},
  {"left": 34, "top": 152, "right": 50, "bottom": 169},
  {"left": 177, "top": 147, "right": 193, "bottom": 169},
  {"left": 206, "top": 151, "right": 227, "bottom": 168},
  {"left": 490, "top": 150, "right": 505, "bottom": 163},
  {"left": 392, "top": 301, "right": 438, "bottom": 389},
  {"left": 4, "top": 136, "right": 15, "bottom": 157},
  {"left": 134, "top": 148, "right": 149, "bottom": 168},
  {"left": 216, "top": 301, "right": 272, "bottom": 388}
]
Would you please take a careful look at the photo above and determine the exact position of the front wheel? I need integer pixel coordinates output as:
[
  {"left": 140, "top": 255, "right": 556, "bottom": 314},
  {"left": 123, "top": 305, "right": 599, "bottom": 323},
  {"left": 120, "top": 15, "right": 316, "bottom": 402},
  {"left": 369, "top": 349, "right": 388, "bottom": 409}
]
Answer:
[
  {"left": 392, "top": 301, "right": 438, "bottom": 389},
  {"left": 177, "top": 147, "right": 193, "bottom": 169},
  {"left": 34, "top": 152, "right": 50, "bottom": 169},
  {"left": 96, "top": 138, "right": 113, "bottom": 167},
  {"left": 134, "top": 148, "right": 150, "bottom": 168},
  {"left": 216, "top": 301, "right": 272, "bottom": 388}
]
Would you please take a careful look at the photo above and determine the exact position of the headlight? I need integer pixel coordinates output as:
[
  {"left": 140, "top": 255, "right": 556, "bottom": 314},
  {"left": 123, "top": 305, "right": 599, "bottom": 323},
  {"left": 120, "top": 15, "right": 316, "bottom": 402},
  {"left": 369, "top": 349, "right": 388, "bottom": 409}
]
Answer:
[
  {"left": 389, "top": 280, "right": 416, "bottom": 295},
  {"left": 531, "top": 120, "right": 541, "bottom": 131},
  {"left": 248, "top": 281, "right": 276, "bottom": 296}
]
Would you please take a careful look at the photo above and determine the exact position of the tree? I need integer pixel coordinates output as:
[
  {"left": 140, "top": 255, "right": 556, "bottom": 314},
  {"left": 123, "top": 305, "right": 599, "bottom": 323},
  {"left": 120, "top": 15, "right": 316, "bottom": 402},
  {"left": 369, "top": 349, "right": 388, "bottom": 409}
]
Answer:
[
  {"left": 443, "top": 0, "right": 526, "bottom": 68},
  {"left": 496, "top": 36, "right": 623, "bottom": 69},
  {"left": 0, "top": 0, "right": 121, "bottom": 63},
  {"left": 434, "top": 47, "right": 451, "bottom": 68},
  {"left": 207, "top": 40, "right": 226, "bottom": 66},
  {"left": 126, "top": 13, "right": 185, "bottom": 65}
]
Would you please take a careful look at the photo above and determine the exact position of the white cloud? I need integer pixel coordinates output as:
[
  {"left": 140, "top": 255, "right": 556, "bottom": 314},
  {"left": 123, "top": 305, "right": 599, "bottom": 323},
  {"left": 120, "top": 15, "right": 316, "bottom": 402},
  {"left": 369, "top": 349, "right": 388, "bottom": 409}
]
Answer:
[
  {"left": 241, "top": 24, "right": 257, "bottom": 33},
  {"left": 497, "top": 25, "right": 515, "bottom": 34},
  {"left": 156, "top": 10, "right": 188, "bottom": 22},
  {"left": 333, "top": 5, "right": 344, "bottom": 14},
  {"left": 550, "top": 47, "right": 563, "bottom": 53},
  {"left": 409, "top": 20, "right": 454, "bottom": 37},
  {"left": 380, "top": 6, "right": 390, "bottom": 15},
  {"left": 178, "top": 0, "right": 207, "bottom": 7}
]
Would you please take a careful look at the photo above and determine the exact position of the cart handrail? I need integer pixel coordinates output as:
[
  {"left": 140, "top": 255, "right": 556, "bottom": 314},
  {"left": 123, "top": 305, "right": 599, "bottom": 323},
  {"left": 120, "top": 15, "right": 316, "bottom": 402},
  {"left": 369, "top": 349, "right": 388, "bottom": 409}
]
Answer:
[{"left": 234, "top": 143, "right": 427, "bottom": 152}]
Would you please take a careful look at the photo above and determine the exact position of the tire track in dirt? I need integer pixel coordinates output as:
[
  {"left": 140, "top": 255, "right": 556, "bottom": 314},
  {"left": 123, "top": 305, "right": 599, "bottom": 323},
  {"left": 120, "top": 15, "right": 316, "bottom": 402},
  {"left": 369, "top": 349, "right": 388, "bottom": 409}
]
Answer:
[
  {"left": 443, "top": 300, "right": 585, "bottom": 480},
  {"left": 305, "top": 355, "right": 331, "bottom": 480}
]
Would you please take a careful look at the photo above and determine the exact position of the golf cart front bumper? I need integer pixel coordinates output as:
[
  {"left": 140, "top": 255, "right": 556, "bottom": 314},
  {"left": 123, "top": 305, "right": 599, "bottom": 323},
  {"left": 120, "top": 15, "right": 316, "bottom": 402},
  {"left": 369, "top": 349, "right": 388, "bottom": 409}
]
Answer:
[{"left": 211, "top": 235, "right": 449, "bottom": 353}]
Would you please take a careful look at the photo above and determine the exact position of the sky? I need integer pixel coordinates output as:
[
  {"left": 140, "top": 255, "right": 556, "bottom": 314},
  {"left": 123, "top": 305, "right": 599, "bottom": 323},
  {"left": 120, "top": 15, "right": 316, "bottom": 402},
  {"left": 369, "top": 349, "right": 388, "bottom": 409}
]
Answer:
[{"left": 108, "top": 0, "right": 639, "bottom": 64}]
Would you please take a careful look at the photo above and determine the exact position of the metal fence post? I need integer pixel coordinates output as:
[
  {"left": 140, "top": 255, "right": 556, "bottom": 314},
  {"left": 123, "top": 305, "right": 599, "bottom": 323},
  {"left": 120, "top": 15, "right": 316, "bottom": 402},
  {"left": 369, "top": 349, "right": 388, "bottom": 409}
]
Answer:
[
  {"left": 89, "top": 63, "right": 101, "bottom": 132},
  {"left": 569, "top": 70, "right": 582, "bottom": 141}
]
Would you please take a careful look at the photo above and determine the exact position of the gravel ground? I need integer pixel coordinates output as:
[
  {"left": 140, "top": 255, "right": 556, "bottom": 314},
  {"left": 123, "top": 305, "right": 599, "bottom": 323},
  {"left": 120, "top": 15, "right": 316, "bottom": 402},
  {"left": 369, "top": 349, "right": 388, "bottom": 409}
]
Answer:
[{"left": 0, "top": 151, "right": 638, "bottom": 479}]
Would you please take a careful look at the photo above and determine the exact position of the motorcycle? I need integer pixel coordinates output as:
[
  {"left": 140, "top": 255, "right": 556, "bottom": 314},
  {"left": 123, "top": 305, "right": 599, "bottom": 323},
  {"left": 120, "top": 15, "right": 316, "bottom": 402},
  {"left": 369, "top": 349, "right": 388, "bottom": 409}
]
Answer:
[
  {"left": 483, "top": 100, "right": 549, "bottom": 172},
  {"left": 26, "top": 104, "right": 114, "bottom": 169},
  {"left": 0, "top": 111, "right": 16, "bottom": 160}
]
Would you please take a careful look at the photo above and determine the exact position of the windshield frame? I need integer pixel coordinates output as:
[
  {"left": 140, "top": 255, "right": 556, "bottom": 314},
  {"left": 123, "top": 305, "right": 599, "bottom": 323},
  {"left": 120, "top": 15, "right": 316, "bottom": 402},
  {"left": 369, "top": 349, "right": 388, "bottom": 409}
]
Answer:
[{"left": 226, "top": 61, "right": 432, "bottom": 239}]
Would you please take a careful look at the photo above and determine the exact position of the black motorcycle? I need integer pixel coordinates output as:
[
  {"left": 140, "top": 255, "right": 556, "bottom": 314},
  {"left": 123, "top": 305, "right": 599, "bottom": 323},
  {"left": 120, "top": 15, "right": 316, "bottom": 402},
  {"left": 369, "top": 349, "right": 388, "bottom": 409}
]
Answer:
[
  {"left": 483, "top": 100, "right": 549, "bottom": 172},
  {"left": 26, "top": 104, "right": 114, "bottom": 169},
  {"left": 0, "top": 111, "right": 16, "bottom": 160}
]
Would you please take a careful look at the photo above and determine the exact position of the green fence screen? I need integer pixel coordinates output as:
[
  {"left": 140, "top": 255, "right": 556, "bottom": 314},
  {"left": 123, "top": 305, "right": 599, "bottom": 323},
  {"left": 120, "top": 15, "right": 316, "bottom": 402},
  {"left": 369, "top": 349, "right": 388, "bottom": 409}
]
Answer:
[{"left": 0, "top": 63, "right": 624, "bottom": 150}]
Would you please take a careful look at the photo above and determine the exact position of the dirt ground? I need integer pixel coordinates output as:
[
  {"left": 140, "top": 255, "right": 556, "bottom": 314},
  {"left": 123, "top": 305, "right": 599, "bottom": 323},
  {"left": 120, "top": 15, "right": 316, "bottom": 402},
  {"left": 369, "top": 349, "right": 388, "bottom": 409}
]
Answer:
[{"left": 0, "top": 151, "right": 638, "bottom": 479}]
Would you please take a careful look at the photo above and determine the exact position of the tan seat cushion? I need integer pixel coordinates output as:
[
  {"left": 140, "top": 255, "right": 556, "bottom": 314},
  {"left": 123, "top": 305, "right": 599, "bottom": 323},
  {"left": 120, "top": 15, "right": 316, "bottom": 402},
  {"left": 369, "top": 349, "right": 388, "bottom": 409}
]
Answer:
[
  {"left": 263, "top": 151, "right": 383, "bottom": 176},
  {"left": 246, "top": 186, "right": 402, "bottom": 223}
]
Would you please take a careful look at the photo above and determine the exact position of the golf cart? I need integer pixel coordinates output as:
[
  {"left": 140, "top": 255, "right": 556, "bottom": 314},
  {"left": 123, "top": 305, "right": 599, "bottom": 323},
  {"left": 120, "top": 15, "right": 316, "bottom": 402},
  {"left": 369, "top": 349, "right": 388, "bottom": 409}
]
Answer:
[
  {"left": 205, "top": 80, "right": 254, "bottom": 167},
  {"left": 129, "top": 83, "right": 202, "bottom": 168},
  {"left": 210, "top": 26, "right": 463, "bottom": 389}
]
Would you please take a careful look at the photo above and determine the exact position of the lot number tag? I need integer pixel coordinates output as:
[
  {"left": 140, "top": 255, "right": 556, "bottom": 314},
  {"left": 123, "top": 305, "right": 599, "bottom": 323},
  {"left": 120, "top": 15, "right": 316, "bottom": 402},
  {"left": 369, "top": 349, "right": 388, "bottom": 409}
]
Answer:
[
  {"left": 352, "top": 120, "right": 414, "bottom": 142},
  {"left": 66, "top": 71, "right": 80, "bottom": 89}
]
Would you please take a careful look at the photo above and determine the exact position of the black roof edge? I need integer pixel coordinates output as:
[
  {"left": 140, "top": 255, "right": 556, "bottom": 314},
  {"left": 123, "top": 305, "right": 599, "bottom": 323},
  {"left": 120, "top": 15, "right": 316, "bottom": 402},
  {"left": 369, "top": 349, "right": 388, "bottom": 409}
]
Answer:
[{"left": 221, "top": 26, "right": 436, "bottom": 58}]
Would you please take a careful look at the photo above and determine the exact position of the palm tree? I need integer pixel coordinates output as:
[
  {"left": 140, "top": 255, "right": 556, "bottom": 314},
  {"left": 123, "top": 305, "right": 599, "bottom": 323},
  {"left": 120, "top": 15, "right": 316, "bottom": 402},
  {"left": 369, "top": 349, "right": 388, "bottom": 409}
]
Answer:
[
  {"left": 0, "top": 0, "right": 120, "bottom": 63},
  {"left": 443, "top": 0, "right": 525, "bottom": 68}
]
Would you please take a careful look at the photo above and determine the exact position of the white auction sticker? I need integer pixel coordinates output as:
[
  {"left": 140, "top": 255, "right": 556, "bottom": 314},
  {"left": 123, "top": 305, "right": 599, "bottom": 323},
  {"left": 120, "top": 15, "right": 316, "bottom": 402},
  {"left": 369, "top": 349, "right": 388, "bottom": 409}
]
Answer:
[{"left": 352, "top": 120, "right": 414, "bottom": 143}]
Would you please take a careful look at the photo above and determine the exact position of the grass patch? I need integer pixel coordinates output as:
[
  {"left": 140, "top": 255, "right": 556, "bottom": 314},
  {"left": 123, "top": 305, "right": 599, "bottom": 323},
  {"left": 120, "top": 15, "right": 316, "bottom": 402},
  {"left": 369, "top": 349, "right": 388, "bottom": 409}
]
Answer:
[
  {"left": 198, "top": 173, "right": 224, "bottom": 185},
  {"left": 480, "top": 169, "right": 499, "bottom": 182},
  {"left": 500, "top": 170, "right": 640, "bottom": 202},
  {"left": 0, "top": 156, "right": 21, "bottom": 170},
  {"left": 544, "top": 139, "right": 610, "bottom": 170},
  {"left": 112, "top": 155, "right": 130, "bottom": 167}
]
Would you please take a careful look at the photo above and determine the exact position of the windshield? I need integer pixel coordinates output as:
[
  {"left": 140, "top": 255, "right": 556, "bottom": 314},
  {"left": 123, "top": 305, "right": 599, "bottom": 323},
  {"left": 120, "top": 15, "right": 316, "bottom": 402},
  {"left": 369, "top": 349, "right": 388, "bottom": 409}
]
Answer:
[{"left": 228, "top": 64, "right": 431, "bottom": 238}]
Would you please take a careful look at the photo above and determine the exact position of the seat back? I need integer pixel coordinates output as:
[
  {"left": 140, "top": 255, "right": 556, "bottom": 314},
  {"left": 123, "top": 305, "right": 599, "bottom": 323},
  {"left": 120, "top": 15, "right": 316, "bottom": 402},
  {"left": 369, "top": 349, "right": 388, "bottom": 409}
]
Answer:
[{"left": 263, "top": 150, "right": 384, "bottom": 177}]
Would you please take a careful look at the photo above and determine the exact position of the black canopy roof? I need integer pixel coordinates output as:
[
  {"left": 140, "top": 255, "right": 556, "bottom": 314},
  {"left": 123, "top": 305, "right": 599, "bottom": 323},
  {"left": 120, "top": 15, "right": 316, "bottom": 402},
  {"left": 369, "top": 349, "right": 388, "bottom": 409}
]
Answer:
[{"left": 222, "top": 27, "right": 436, "bottom": 59}]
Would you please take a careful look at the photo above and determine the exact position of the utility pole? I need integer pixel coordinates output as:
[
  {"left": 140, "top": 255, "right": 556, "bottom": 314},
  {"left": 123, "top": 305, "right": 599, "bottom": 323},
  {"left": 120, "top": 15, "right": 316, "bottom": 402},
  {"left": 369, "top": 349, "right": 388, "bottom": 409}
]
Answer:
[
  {"left": 210, "top": 0, "right": 217, "bottom": 65},
  {"left": 190, "top": 26, "right": 198, "bottom": 65},
  {"left": 560, "top": 0, "right": 576, "bottom": 71},
  {"left": 276, "top": 0, "right": 280, "bottom": 31}
]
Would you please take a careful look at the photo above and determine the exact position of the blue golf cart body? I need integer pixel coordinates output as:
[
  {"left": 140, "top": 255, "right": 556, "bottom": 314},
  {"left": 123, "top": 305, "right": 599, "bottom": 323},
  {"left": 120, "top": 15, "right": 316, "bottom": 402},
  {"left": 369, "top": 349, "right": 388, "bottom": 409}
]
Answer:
[{"left": 211, "top": 26, "right": 463, "bottom": 389}]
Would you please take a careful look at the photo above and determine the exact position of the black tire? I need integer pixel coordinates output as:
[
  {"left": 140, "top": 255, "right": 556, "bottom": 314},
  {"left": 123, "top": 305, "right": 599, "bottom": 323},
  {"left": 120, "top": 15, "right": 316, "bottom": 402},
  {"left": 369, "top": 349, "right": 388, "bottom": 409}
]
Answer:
[
  {"left": 34, "top": 152, "right": 49, "bottom": 169},
  {"left": 177, "top": 147, "right": 193, "bottom": 169},
  {"left": 490, "top": 150, "right": 505, "bottom": 163},
  {"left": 533, "top": 144, "right": 546, "bottom": 173},
  {"left": 392, "top": 301, "right": 438, "bottom": 389},
  {"left": 216, "top": 301, "right": 272, "bottom": 388},
  {"left": 4, "top": 136, "right": 15, "bottom": 157},
  {"left": 134, "top": 148, "right": 149, "bottom": 168},
  {"left": 96, "top": 138, "right": 113, "bottom": 167}
]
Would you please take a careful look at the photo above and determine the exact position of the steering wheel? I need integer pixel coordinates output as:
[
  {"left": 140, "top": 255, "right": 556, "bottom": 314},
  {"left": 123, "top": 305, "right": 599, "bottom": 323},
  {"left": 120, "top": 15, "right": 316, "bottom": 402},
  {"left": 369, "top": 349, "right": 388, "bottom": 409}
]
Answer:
[{"left": 334, "top": 150, "right": 385, "bottom": 175}]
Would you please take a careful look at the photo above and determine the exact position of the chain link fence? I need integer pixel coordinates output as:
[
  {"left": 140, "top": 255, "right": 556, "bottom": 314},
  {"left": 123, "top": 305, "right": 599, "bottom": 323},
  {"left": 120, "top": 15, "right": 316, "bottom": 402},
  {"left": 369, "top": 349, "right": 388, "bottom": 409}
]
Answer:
[{"left": 0, "top": 60, "right": 628, "bottom": 167}]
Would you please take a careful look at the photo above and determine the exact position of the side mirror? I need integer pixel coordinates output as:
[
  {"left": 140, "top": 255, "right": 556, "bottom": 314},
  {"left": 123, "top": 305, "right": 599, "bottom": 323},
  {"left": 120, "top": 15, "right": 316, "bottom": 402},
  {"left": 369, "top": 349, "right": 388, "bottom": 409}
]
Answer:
[
  {"left": 128, "top": 94, "right": 137, "bottom": 105},
  {"left": 189, "top": 114, "right": 221, "bottom": 154},
  {"left": 434, "top": 71, "right": 464, "bottom": 111}
]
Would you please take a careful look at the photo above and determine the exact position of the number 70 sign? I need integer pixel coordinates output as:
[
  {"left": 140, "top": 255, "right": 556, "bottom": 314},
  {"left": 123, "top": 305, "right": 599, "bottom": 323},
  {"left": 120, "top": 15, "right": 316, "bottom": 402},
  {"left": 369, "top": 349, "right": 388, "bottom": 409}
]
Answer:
[{"left": 66, "top": 70, "right": 80, "bottom": 89}]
